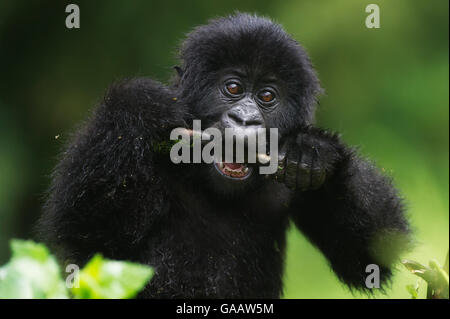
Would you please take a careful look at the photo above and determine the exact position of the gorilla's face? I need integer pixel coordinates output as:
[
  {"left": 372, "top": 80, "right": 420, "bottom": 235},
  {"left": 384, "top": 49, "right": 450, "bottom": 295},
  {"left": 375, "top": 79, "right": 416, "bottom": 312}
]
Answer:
[
  {"left": 189, "top": 66, "right": 295, "bottom": 195},
  {"left": 177, "top": 14, "right": 322, "bottom": 196}
]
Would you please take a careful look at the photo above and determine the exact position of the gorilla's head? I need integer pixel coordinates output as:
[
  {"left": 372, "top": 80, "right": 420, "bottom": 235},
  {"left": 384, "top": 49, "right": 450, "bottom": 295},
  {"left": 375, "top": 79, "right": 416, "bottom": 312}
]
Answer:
[{"left": 173, "top": 13, "right": 322, "bottom": 194}]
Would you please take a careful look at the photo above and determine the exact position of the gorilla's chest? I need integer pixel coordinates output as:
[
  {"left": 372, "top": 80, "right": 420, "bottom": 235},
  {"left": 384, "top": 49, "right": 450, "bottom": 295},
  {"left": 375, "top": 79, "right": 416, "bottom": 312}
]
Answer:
[{"left": 142, "top": 184, "right": 290, "bottom": 298}]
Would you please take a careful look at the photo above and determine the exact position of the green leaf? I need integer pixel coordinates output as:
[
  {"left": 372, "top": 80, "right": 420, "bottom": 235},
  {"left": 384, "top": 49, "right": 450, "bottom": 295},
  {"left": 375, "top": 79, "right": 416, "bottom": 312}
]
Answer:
[
  {"left": 402, "top": 259, "right": 428, "bottom": 273},
  {"left": 0, "top": 240, "right": 68, "bottom": 299},
  {"left": 428, "top": 259, "right": 449, "bottom": 299},
  {"left": 406, "top": 282, "right": 420, "bottom": 299},
  {"left": 71, "top": 254, "right": 153, "bottom": 299},
  {"left": 403, "top": 256, "right": 449, "bottom": 299}
]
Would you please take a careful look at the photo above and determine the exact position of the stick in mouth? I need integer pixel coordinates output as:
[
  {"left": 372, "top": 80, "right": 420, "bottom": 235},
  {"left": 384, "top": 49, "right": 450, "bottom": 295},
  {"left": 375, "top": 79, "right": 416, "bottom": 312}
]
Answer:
[{"left": 180, "top": 128, "right": 272, "bottom": 165}]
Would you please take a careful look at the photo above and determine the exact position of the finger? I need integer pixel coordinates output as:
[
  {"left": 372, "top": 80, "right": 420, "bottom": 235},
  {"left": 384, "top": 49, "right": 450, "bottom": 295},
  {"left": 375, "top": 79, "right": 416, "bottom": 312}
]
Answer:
[
  {"left": 277, "top": 138, "right": 291, "bottom": 163},
  {"left": 297, "top": 141, "right": 315, "bottom": 191},
  {"left": 310, "top": 168, "right": 326, "bottom": 190},
  {"left": 296, "top": 162, "right": 311, "bottom": 191},
  {"left": 284, "top": 160, "right": 298, "bottom": 190}
]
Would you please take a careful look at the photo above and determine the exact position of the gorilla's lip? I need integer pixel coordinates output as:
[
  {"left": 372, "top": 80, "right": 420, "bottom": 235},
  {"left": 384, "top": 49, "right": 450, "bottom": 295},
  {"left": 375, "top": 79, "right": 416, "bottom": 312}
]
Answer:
[{"left": 214, "top": 162, "right": 253, "bottom": 180}]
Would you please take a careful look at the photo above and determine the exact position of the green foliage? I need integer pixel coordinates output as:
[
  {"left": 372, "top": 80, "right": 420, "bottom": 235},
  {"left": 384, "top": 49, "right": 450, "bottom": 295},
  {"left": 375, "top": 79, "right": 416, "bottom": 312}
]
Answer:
[
  {"left": 0, "top": 240, "right": 153, "bottom": 299},
  {"left": 0, "top": 240, "right": 68, "bottom": 298},
  {"left": 72, "top": 254, "right": 153, "bottom": 299},
  {"left": 403, "top": 252, "right": 449, "bottom": 299},
  {"left": 406, "top": 282, "right": 420, "bottom": 299}
]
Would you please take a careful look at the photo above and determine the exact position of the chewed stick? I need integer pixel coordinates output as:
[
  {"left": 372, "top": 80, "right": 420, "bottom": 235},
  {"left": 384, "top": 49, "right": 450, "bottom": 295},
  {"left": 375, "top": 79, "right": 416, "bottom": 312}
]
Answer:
[{"left": 178, "top": 128, "right": 272, "bottom": 164}]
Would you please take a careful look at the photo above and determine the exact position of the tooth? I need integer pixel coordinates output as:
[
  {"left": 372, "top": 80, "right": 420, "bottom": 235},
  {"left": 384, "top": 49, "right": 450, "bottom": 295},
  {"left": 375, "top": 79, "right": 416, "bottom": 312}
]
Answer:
[{"left": 257, "top": 153, "right": 271, "bottom": 164}]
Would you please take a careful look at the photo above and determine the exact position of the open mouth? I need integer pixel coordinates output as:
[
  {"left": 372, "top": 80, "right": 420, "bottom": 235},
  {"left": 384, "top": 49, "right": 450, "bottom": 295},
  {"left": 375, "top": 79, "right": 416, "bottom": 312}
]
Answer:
[{"left": 214, "top": 162, "right": 253, "bottom": 180}]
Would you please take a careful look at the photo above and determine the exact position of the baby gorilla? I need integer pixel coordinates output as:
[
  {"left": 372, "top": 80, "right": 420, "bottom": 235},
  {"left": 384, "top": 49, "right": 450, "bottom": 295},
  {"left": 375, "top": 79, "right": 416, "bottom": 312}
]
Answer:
[{"left": 39, "top": 13, "right": 411, "bottom": 298}]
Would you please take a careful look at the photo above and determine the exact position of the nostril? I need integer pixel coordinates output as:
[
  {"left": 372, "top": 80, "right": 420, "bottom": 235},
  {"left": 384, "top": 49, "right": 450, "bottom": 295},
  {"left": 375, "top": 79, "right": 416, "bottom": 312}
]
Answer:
[
  {"left": 244, "top": 119, "right": 263, "bottom": 127},
  {"left": 228, "top": 112, "right": 242, "bottom": 124},
  {"left": 228, "top": 112, "right": 242, "bottom": 123}
]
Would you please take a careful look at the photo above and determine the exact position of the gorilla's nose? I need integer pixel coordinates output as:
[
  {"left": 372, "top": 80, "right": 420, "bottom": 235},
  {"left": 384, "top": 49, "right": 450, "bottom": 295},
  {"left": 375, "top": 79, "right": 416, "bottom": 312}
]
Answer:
[{"left": 223, "top": 106, "right": 264, "bottom": 129}]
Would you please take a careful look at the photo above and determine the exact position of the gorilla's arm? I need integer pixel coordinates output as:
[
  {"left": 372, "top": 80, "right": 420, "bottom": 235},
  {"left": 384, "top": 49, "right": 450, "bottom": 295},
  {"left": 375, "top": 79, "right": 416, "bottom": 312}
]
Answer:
[
  {"left": 38, "top": 78, "right": 186, "bottom": 263},
  {"left": 283, "top": 128, "right": 411, "bottom": 290}
]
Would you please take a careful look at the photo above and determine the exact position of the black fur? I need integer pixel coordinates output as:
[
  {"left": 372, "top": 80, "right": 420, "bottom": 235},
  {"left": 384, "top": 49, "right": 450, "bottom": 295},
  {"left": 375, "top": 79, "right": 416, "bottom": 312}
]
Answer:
[{"left": 38, "top": 13, "right": 411, "bottom": 298}]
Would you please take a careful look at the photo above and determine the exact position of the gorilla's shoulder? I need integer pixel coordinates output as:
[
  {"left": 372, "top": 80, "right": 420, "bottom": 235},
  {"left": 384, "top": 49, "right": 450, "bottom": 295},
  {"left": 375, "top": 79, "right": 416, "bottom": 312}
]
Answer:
[{"left": 103, "top": 77, "right": 176, "bottom": 112}]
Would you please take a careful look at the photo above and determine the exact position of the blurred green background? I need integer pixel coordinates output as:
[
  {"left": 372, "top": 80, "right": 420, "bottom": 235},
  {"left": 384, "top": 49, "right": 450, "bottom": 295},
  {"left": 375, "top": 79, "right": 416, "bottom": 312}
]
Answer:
[{"left": 0, "top": 0, "right": 448, "bottom": 298}]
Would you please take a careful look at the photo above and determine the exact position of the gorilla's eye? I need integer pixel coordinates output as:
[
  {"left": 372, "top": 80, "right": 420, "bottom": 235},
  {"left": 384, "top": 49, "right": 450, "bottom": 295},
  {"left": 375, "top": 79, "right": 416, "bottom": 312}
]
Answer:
[
  {"left": 225, "top": 82, "right": 243, "bottom": 96},
  {"left": 258, "top": 90, "right": 275, "bottom": 103}
]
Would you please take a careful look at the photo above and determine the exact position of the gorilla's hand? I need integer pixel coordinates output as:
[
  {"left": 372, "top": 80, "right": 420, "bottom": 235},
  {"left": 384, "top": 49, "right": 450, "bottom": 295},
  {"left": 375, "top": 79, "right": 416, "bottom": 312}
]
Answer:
[{"left": 274, "top": 127, "right": 342, "bottom": 191}]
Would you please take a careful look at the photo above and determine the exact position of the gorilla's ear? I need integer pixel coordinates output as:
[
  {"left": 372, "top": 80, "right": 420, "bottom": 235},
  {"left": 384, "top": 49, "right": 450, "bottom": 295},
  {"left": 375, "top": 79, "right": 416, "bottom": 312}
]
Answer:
[{"left": 173, "top": 66, "right": 184, "bottom": 78}]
